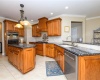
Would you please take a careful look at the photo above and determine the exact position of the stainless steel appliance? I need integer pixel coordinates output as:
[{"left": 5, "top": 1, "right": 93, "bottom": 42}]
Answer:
[
  {"left": 7, "top": 32, "right": 19, "bottom": 44},
  {"left": 64, "top": 50, "right": 78, "bottom": 80}
]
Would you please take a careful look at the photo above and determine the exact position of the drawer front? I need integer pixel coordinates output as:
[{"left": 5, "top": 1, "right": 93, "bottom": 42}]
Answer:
[
  {"left": 56, "top": 46, "right": 64, "bottom": 54},
  {"left": 36, "top": 44, "right": 43, "bottom": 51}
]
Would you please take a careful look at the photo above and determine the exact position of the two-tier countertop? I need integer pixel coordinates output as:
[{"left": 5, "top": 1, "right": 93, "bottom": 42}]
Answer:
[{"left": 9, "top": 44, "right": 36, "bottom": 48}]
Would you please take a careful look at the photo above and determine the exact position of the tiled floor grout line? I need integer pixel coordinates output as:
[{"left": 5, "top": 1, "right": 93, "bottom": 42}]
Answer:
[{"left": 2, "top": 63, "right": 17, "bottom": 80}]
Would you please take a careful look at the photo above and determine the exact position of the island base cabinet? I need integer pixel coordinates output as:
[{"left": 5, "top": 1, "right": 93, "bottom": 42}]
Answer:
[
  {"left": 8, "top": 46, "right": 36, "bottom": 74},
  {"left": 78, "top": 55, "right": 100, "bottom": 80}
]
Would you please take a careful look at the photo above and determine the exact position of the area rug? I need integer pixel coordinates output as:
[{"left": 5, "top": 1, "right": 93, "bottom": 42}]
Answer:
[{"left": 45, "top": 61, "right": 63, "bottom": 76}]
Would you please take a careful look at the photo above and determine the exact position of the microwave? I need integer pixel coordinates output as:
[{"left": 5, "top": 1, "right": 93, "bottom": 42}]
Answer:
[{"left": 7, "top": 32, "right": 19, "bottom": 44}]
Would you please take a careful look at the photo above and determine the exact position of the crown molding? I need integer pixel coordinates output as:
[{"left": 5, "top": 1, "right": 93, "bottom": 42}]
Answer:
[
  {"left": 0, "top": 16, "right": 18, "bottom": 22},
  {"left": 86, "top": 16, "right": 100, "bottom": 20},
  {"left": 60, "top": 14, "right": 86, "bottom": 17},
  {"left": 49, "top": 14, "right": 86, "bottom": 20}
]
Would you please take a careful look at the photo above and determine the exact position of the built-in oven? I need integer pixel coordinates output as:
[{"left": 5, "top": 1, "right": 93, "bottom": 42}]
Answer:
[
  {"left": 64, "top": 50, "right": 78, "bottom": 80},
  {"left": 7, "top": 32, "right": 19, "bottom": 44}
]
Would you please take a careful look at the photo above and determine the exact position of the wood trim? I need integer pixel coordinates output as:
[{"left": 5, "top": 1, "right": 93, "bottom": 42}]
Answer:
[
  {"left": 47, "top": 18, "right": 62, "bottom": 22},
  {"left": 38, "top": 17, "right": 48, "bottom": 20}
]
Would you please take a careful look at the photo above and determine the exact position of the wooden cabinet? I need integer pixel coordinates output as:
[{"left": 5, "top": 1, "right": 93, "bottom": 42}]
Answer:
[
  {"left": 78, "top": 55, "right": 100, "bottom": 80},
  {"left": 38, "top": 17, "right": 48, "bottom": 32},
  {"left": 8, "top": 45, "right": 36, "bottom": 73},
  {"left": 32, "top": 24, "right": 41, "bottom": 37},
  {"left": 47, "top": 18, "right": 61, "bottom": 36},
  {"left": 4, "top": 20, "right": 25, "bottom": 55},
  {"left": 4, "top": 20, "right": 17, "bottom": 31},
  {"left": 8, "top": 46, "right": 21, "bottom": 68},
  {"left": 36, "top": 43, "right": 43, "bottom": 55},
  {"left": 45, "top": 44, "right": 54, "bottom": 58},
  {"left": 18, "top": 28, "right": 24, "bottom": 37},
  {"left": 54, "top": 45, "right": 64, "bottom": 72},
  {"left": 23, "top": 48, "right": 35, "bottom": 73}
]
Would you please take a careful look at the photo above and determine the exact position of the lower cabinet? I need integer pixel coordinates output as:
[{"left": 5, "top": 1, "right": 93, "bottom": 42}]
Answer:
[
  {"left": 78, "top": 55, "right": 100, "bottom": 80},
  {"left": 54, "top": 45, "right": 64, "bottom": 72},
  {"left": 36, "top": 43, "right": 43, "bottom": 55},
  {"left": 8, "top": 46, "right": 36, "bottom": 73},
  {"left": 45, "top": 44, "right": 54, "bottom": 58}
]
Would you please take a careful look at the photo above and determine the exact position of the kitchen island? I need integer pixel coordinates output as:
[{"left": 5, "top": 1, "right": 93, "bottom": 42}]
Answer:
[{"left": 8, "top": 44, "right": 36, "bottom": 73}]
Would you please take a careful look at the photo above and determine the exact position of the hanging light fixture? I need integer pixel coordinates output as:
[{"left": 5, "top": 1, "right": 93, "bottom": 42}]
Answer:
[{"left": 15, "top": 4, "right": 31, "bottom": 28}]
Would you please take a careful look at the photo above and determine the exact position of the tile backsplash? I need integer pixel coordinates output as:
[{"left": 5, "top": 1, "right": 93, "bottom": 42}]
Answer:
[{"left": 34, "top": 32, "right": 62, "bottom": 42}]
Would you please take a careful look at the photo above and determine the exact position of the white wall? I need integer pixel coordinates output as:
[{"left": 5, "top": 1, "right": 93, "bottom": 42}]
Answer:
[
  {"left": 0, "top": 22, "right": 2, "bottom": 42},
  {"left": 0, "top": 17, "right": 5, "bottom": 55},
  {"left": 86, "top": 17, "right": 100, "bottom": 43},
  {"left": 29, "top": 15, "right": 86, "bottom": 43}
]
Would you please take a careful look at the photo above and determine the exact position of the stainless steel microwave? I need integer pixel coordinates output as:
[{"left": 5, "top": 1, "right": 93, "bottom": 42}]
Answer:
[{"left": 7, "top": 32, "right": 19, "bottom": 44}]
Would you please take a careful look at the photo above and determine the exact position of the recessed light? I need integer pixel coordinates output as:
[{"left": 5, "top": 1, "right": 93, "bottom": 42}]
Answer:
[
  {"left": 65, "top": 6, "right": 69, "bottom": 9},
  {"left": 50, "top": 13, "right": 53, "bottom": 15},
  {"left": 31, "top": 20, "right": 34, "bottom": 21}
]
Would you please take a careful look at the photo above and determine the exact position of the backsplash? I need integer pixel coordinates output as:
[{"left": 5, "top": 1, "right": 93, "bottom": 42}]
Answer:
[{"left": 35, "top": 32, "right": 62, "bottom": 42}]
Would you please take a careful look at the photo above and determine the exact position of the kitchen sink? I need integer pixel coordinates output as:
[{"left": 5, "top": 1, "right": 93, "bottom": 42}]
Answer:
[{"left": 59, "top": 44, "right": 72, "bottom": 47}]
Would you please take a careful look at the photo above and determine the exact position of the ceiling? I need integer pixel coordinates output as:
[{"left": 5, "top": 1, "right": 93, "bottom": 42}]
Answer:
[{"left": 0, "top": 0, "right": 100, "bottom": 21}]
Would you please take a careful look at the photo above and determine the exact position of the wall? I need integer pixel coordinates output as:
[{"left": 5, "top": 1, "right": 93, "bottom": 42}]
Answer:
[
  {"left": 0, "top": 22, "right": 2, "bottom": 42},
  {"left": 86, "top": 18, "right": 100, "bottom": 43},
  {"left": 29, "top": 15, "right": 86, "bottom": 43},
  {"left": 0, "top": 17, "right": 5, "bottom": 55}
]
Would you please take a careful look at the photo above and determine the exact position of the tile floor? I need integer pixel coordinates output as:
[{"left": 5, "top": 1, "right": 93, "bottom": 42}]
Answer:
[{"left": 0, "top": 54, "right": 67, "bottom": 80}]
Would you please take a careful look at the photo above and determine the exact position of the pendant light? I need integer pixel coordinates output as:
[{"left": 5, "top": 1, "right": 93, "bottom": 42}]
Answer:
[{"left": 15, "top": 4, "right": 31, "bottom": 28}]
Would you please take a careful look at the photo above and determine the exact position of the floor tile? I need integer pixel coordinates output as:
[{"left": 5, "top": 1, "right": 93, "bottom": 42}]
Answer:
[{"left": 0, "top": 54, "right": 67, "bottom": 80}]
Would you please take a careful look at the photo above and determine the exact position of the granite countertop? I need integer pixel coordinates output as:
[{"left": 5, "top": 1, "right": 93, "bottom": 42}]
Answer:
[
  {"left": 57, "top": 44, "right": 100, "bottom": 56},
  {"left": 29, "top": 41, "right": 100, "bottom": 56},
  {"left": 9, "top": 44, "right": 36, "bottom": 48},
  {"left": 64, "top": 47, "right": 100, "bottom": 56}
]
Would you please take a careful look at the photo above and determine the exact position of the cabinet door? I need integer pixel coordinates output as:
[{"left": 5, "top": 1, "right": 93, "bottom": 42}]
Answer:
[
  {"left": 47, "top": 18, "right": 61, "bottom": 36},
  {"left": 47, "top": 21, "right": 53, "bottom": 36},
  {"left": 53, "top": 20, "right": 61, "bottom": 36},
  {"left": 8, "top": 46, "right": 13, "bottom": 62},
  {"left": 23, "top": 48, "right": 34, "bottom": 73},
  {"left": 4, "top": 20, "right": 17, "bottom": 31},
  {"left": 78, "top": 56, "right": 100, "bottom": 80},
  {"left": 46, "top": 44, "right": 54, "bottom": 58},
  {"left": 7, "top": 22, "right": 14, "bottom": 31},
  {"left": 38, "top": 17, "right": 48, "bottom": 32},
  {"left": 36, "top": 43, "right": 43, "bottom": 55},
  {"left": 32, "top": 24, "right": 41, "bottom": 37},
  {"left": 59, "top": 51, "right": 64, "bottom": 72},
  {"left": 32, "top": 25, "right": 37, "bottom": 36},
  {"left": 13, "top": 48, "right": 20, "bottom": 68},
  {"left": 18, "top": 28, "right": 24, "bottom": 37}
]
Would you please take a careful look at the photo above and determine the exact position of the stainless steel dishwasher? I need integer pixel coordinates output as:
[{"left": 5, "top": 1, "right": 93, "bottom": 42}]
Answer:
[{"left": 64, "top": 50, "right": 78, "bottom": 80}]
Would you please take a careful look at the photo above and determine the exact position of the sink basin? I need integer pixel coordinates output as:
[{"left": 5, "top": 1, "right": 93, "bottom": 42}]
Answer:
[{"left": 59, "top": 44, "right": 72, "bottom": 47}]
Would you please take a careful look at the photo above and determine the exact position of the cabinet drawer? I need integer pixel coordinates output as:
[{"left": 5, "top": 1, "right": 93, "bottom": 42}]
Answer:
[
  {"left": 46, "top": 44, "right": 54, "bottom": 48},
  {"left": 56, "top": 46, "right": 64, "bottom": 54},
  {"left": 36, "top": 44, "right": 43, "bottom": 50},
  {"left": 36, "top": 50, "right": 43, "bottom": 55}
]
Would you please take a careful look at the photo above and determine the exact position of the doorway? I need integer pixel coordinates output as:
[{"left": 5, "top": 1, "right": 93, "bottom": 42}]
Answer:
[{"left": 71, "top": 21, "right": 83, "bottom": 42}]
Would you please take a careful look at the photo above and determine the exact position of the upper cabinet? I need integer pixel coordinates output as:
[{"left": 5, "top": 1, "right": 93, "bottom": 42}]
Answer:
[
  {"left": 4, "top": 20, "right": 24, "bottom": 37},
  {"left": 32, "top": 24, "right": 41, "bottom": 37},
  {"left": 4, "top": 20, "right": 17, "bottom": 31},
  {"left": 38, "top": 17, "right": 48, "bottom": 32},
  {"left": 47, "top": 18, "right": 62, "bottom": 36}
]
